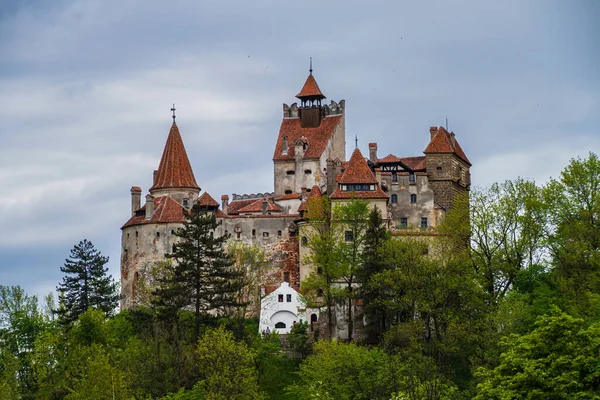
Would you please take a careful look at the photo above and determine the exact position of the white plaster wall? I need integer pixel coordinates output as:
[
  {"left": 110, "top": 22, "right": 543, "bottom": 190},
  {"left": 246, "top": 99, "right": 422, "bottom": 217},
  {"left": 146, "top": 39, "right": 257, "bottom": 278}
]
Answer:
[{"left": 259, "top": 282, "right": 307, "bottom": 334}]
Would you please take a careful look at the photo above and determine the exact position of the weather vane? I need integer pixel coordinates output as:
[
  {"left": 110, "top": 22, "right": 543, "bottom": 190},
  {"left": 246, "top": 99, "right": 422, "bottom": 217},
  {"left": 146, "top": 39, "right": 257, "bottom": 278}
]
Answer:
[
  {"left": 309, "top": 57, "right": 313, "bottom": 74},
  {"left": 355, "top": 134, "right": 358, "bottom": 149},
  {"left": 171, "top": 104, "right": 176, "bottom": 122}
]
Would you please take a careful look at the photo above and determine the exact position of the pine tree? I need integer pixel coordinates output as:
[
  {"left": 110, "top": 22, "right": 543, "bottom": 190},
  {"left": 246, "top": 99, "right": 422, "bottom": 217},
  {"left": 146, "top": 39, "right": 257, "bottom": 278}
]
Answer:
[
  {"left": 165, "top": 203, "right": 244, "bottom": 340},
  {"left": 56, "top": 239, "right": 118, "bottom": 325}
]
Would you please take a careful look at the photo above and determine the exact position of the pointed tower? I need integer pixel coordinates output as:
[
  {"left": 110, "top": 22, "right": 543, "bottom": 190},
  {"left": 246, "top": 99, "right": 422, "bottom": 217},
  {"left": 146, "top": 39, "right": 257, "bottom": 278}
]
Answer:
[
  {"left": 149, "top": 120, "right": 200, "bottom": 205},
  {"left": 273, "top": 63, "right": 346, "bottom": 196}
]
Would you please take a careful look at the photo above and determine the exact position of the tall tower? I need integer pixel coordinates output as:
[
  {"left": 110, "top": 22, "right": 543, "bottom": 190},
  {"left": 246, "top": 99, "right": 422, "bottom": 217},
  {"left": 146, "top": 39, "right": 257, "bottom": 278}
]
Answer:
[{"left": 273, "top": 66, "right": 346, "bottom": 196}]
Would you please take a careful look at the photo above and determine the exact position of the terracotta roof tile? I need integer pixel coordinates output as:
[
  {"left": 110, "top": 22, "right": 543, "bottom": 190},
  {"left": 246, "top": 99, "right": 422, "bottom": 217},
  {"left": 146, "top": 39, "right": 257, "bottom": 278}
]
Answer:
[
  {"left": 150, "top": 123, "right": 199, "bottom": 191},
  {"left": 197, "top": 192, "right": 219, "bottom": 207},
  {"left": 399, "top": 156, "right": 426, "bottom": 171},
  {"left": 424, "top": 126, "right": 471, "bottom": 165},
  {"left": 227, "top": 199, "right": 258, "bottom": 215},
  {"left": 296, "top": 72, "right": 325, "bottom": 99},
  {"left": 273, "top": 115, "right": 343, "bottom": 161},
  {"left": 237, "top": 198, "right": 282, "bottom": 214},
  {"left": 329, "top": 186, "right": 389, "bottom": 200},
  {"left": 122, "top": 196, "right": 186, "bottom": 228},
  {"left": 378, "top": 154, "right": 402, "bottom": 163},
  {"left": 275, "top": 193, "right": 302, "bottom": 201},
  {"left": 338, "top": 148, "right": 377, "bottom": 184}
]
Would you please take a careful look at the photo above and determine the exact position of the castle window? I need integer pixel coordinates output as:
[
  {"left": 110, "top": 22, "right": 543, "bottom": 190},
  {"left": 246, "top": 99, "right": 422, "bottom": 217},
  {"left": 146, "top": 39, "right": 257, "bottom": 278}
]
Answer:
[
  {"left": 286, "top": 294, "right": 292, "bottom": 302},
  {"left": 284, "top": 272, "right": 290, "bottom": 282},
  {"left": 437, "top": 166, "right": 442, "bottom": 171},
  {"left": 304, "top": 169, "right": 312, "bottom": 174},
  {"left": 156, "top": 232, "right": 160, "bottom": 238},
  {"left": 301, "top": 236, "right": 308, "bottom": 246},
  {"left": 287, "top": 170, "right": 295, "bottom": 175},
  {"left": 345, "top": 231, "right": 353, "bottom": 242},
  {"left": 306, "top": 188, "right": 311, "bottom": 192},
  {"left": 400, "top": 218, "right": 408, "bottom": 228},
  {"left": 284, "top": 190, "right": 292, "bottom": 195},
  {"left": 183, "top": 199, "right": 189, "bottom": 207},
  {"left": 172, "top": 244, "right": 176, "bottom": 252},
  {"left": 252, "top": 229, "right": 256, "bottom": 238},
  {"left": 224, "top": 230, "right": 228, "bottom": 236},
  {"left": 136, "top": 231, "right": 138, "bottom": 238},
  {"left": 409, "top": 173, "right": 416, "bottom": 183},
  {"left": 237, "top": 232, "right": 241, "bottom": 240},
  {"left": 263, "top": 232, "right": 269, "bottom": 238},
  {"left": 392, "top": 172, "right": 398, "bottom": 182},
  {"left": 275, "top": 322, "right": 286, "bottom": 329},
  {"left": 127, "top": 233, "right": 129, "bottom": 239},
  {"left": 391, "top": 194, "right": 398, "bottom": 204},
  {"left": 278, "top": 294, "right": 284, "bottom": 302},
  {"left": 303, "top": 143, "right": 308, "bottom": 151},
  {"left": 277, "top": 230, "right": 282, "bottom": 237},
  {"left": 411, "top": 194, "right": 417, "bottom": 204},
  {"left": 282, "top": 136, "right": 288, "bottom": 155},
  {"left": 421, "top": 217, "right": 428, "bottom": 229}
]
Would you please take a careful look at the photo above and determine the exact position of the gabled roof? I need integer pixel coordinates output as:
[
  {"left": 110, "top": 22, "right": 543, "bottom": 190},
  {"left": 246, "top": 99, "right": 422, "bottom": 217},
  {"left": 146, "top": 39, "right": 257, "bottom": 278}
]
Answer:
[
  {"left": 338, "top": 148, "right": 378, "bottom": 184},
  {"left": 378, "top": 154, "right": 402, "bottom": 163},
  {"left": 296, "top": 72, "right": 325, "bottom": 99},
  {"left": 424, "top": 126, "right": 471, "bottom": 166},
  {"left": 400, "top": 156, "right": 426, "bottom": 171},
  {"left": 237, "top": 198, "right": 282, "bottom": 214},
  {"left": 122, "top": 196, "right": 186, "bottom": 228},
  {"left": 273, "top": 115, "right": 343, "bottom": 161},
  {"left": 197, "top": 192, "right": 219, "bottom": 207},
  {"left": 298, "top": 185, "right": 322, "bottom": 212},
  {"left": 150, "top": 123, "right": 199, "bottom": 191},
  {"left": 226, "top": 199, "right": 258, "bottom": 215}
]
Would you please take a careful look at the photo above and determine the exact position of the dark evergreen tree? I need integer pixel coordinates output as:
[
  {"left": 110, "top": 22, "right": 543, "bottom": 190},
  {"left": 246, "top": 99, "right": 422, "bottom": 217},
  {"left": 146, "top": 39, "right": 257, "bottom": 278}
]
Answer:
[
  {"left": 358, "top": 206, "right": 390, "bottom": 342},
  {"left": 56, "top": 239, "right": 118, "bottom": 325},
  {"left": 164, "top": 203, "right": 244, "bottom": 340}
]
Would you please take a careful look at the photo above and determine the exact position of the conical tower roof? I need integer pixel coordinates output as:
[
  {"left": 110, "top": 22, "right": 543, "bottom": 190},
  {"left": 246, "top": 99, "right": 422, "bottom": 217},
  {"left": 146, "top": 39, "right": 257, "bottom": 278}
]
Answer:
[
  {"left": 338, "top": 148, "right": 378, "bottom": 184},
  {"left": 150, "top": 122, "right": 199, "bottom": 191},
  {"left": 296, "top": 71, "right": 326, "bottom": 100}
]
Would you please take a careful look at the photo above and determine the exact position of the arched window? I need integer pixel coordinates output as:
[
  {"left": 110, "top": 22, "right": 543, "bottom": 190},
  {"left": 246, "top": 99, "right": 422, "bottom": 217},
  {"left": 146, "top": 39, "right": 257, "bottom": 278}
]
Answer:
[
  {"left": 275, "top": 322, "right": 286, "bottom": 329},
  {"left": 284, "top": 189, "right": 293, "bottom": 194},
  {"left": 391, "top": 194, "right": 398, "bottom": 204},
  {"left": 411, "top": 194, "right": 417, "bottom": 204},
  {"left": 282, "top": 136, "right": 288, "bottom": 155},
  {"left": 301, "top": 236, "right": 308, "bottom": 246}
]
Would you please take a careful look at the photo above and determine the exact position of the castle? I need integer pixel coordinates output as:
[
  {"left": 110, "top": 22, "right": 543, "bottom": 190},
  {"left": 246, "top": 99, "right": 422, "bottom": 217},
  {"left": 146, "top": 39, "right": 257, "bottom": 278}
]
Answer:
[{"left": 119, "top": 68, "right": 471, "bottom": 312}]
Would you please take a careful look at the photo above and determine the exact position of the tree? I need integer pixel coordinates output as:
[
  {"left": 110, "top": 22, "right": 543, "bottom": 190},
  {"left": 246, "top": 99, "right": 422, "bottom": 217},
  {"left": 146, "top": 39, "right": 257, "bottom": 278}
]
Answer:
[
  {"left": 56, "top": 239, "right": 118, "bottom": 325},
  {"left": 165, "top": 204, "right": 244, "bottom": 341},
  {"left": 196, "top": 326, "right": 264, "bottom": 400},
  {"left": 335, "top": 198, "right": 370, "bottom": 341},
  {"left": 475, "top": 311, "right": 600, "bottom": 399}
]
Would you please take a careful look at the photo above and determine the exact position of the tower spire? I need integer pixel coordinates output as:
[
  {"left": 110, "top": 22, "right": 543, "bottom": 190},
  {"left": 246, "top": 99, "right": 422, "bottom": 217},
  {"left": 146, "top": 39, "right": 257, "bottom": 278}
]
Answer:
[
  {"left": 171, "top": 104, "right": 176, "bottom": 123},
  {"left": 309, "top": 57, "right": 313, "bottom": 74}
]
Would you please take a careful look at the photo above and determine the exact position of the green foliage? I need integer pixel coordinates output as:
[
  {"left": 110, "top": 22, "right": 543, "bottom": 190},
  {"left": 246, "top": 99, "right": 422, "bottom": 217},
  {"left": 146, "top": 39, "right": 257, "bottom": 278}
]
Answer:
[
  {"left": 196, "top": 326, "right": 264, "bottom": 400},
  {"left": 475, "top": 311, "right": 600, "bottom": 399},
  {"left": 287, "top": 320, "right": 312, "bottom": 357},
  {"left": 287, "top": 340, "right": 393, "bottom": 400},
  {"left": 56, "top": 239, "right": 118, "bottom": 325}
]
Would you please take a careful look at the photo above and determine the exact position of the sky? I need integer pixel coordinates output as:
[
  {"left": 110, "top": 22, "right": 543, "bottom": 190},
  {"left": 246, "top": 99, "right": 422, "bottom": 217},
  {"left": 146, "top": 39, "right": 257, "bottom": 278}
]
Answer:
[{"left": 0, "top": 0, "right": 598, "bottom": 301}]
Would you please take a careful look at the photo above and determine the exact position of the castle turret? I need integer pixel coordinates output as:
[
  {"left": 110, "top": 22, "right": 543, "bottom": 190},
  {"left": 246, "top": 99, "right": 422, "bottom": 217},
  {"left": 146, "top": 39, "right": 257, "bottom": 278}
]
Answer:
[
  {"left": 296, "top": 64, "right": 326, "bottom": 128},
  {"left": 149, "top": 117, "right": 200, "bottom": 203}
]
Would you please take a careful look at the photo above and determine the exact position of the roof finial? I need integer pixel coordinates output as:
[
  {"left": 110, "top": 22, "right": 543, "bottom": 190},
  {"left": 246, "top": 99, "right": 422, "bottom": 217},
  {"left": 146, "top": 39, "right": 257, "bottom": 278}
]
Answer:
[
  {"left": 355, "top": 133, "right": 358, "bottom": 149},
  {"left": 309, "top": 57, "right": 313, "bottom": 74},
  {"left": 171, "top": 104, "right": 176, "bottom": 123},
  {"left": 445, "top": 116, "right": 448, "bottom": 130}
]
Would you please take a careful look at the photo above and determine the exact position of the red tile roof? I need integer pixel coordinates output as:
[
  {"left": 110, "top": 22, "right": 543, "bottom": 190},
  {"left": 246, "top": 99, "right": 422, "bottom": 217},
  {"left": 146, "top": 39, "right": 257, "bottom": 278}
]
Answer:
[
  {"left": 298, "top": 185, "right": 322, "bottom": 212},
  {"left": 378, "top": 154, "right": 402, "bottom": 163},
  {"left": 273, "top": 115, "right": 343, "bottom": 161},
  {"left": 150, "top": 123, "right": 199, "bottom": 191},
  {"left": 424, "top": 127, "right": 471, "bottom": 166},
  {"left": 399, "top": 156, "right": 426, "bottom": 171},
  {"left": 329, "top": 187, "right": 388, "bottom": 200},
  {"left": 122, "top": 196, "right": 185, "bottom": 228},
  {"left": 197, "top": 192, "right": 219, "bottom": 207},
  {"left": 227, "top": 199, "right": 258, "bottom": 215},
  {"left": 237, "top": 198, "right": 282, "bottom": 214},
  {"left": 275, "top": 193, "right": 302, "bottom": 201},
  {"left": 338, "top": 148, "right": 377, "bottom": 184},
  {"left": 296, "top": 72, "right": 325, "bottom": 99},
  {"left": 131, "top": 186, "right": 142, "bottom": 193}
]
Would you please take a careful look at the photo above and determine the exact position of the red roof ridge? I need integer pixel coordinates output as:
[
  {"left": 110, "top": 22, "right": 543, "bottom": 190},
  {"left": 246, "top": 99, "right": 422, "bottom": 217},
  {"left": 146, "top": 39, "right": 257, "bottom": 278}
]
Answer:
[
  {"left": 150, "top": 123, "right": 200, "bottom": 191},
  {"left": 298, "top": 185, "right": 322, "bottom": 212},
  {"left": 424, "top": 126, "right": 471, "bottom": 165},
  {"left": 237, "top": 197, "right": 282, "bottom": 214},
  {"left": 338, "top": 148, "right": 377, "bottom": 184}
]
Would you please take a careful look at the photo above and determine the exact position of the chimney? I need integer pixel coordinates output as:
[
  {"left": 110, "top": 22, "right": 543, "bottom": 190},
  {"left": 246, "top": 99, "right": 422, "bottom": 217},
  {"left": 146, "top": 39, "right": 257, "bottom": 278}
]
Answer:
[
  {"left": 221, "top": 194, "right": 229, "bottom": 214},
  {"left": 261, "top": 198, "right": 268, "bottom": 214},
  {"left": 301, "top": 186, "right": 307, "bottom": 201},
  {"left": 130, "top": 186, "right": 142, "bottom": 216},
  {"left": 449, "top": 132, "right": 456, "bottom": 149},
  {"left": 145, "top": 194, "right": 154, "bottom": 219},
  {"left": 429, "top": 126, "right": 438, "bottom": 141},
  {"left": 153, "top": 170, "right": 158, "bottom": 185},
  {"left": 368, "top": 143, "right": 378, "bottom": 163},
  {"left": 326, "top": 158, "right": 335, "bottom": 195}
]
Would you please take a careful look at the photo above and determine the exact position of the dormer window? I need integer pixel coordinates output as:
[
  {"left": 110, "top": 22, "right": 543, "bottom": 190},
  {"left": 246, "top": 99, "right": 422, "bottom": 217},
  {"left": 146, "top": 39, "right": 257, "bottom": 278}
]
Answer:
[
  {"left": 282, "top": 136, "right": 288, "bottom": 155},
  {"left": 183, "top": 199, "right": 189, "bottom": 207},
  {"left": 341, "top": 184, "right": 376, "bottom": 192}
]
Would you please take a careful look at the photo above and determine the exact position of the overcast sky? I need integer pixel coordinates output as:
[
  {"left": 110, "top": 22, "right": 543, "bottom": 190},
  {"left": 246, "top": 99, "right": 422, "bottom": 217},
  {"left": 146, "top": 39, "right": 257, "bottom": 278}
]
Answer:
[{"left": 0, "top": 0, "right": 598, "bottom": 301}]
